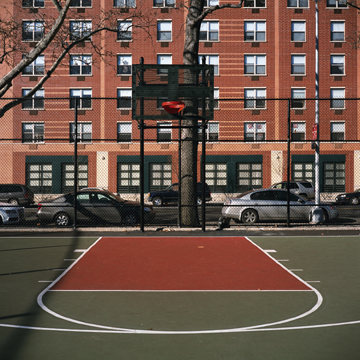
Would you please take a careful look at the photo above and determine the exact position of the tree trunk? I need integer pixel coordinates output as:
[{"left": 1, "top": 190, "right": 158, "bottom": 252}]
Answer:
[{"left": 180, "top": 0, "right": 203, "bottom": 226}]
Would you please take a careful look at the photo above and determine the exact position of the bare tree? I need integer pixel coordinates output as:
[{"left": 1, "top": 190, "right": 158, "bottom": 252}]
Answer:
[
  {"left": 0, "top": 0, "right": 156, "bottom": 116},
  {"left": 180, "top": 0, "right": 244, "bottom": 226}
]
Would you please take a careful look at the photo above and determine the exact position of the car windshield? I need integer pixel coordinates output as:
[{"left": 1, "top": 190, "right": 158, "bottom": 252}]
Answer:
[
  {"left": 300, "top": 182, "right": 313, "bottom": 188},
  {"left": 236, "top": 190, "right": 254, "bottom": 198}
]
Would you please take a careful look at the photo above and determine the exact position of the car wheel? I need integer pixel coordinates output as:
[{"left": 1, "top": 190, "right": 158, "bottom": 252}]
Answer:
[
  {"left": 350, "top": 197, "right": 359, "bottom": 205},
  {"left": 8, "top": 198, "right": 19, "bottom": 205},
  {"left": 152, "top": 197, "right": 163, "bottom": 206},
  {"left": 123, "top": 213, "right": 139, "bottom": 226},
  {"left": 321, "top": 209, "right": 329, "bottom": 223},
  {"left": 0, "top": 216, "right": 3, "bottom": 225},
  {"left": 241, "top": 209, "right": 258, "bottom": 224},
  {"left": 197, "top": 197, "right": 202, "bottom": 206},
  {"left": 54, "top": 212, "right": 72, "bottom": 227}
]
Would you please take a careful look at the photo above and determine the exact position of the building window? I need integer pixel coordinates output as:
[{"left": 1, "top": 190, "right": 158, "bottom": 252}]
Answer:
[
  {"left": 149, "top": 163, "right": 172, "bottom": 191},
  {"left": 117, "top": 122, "right": 132, "bottom": 142},
  {"left": 330, "top": 55, "right": 344, "bottom": 75},
  {"left": 291, "top": 88, "right": 305, "bottom": 109},
  {"left": 244, "top": 89, "right": 266, "bottom": 109},
  {"left": 117, "top": 163, "right": 140, "bottom": 193},
  {"left": 62, "top": 163, "right": 88, "bottom": 193},
  {"left": 22, "top": 89, "right": 44, "bottom": 109},
  {"left": 330, "top": 88, "right": 345, "bottom": 108},
  {"left": 117, "top": 21, "right": 132, "bottom": 41},
  {"left": 157, "top": 122, "right": 172, "bottom": 142},
  {"left": 237, "top": 163, "right": 262, "bottom": 193},
  {"left": 153, "top": 0, "right": 175, "bottom": 7},
  {"left": 117, "top": 89, "right": 132, "bottom": 108},
  {"left": 331, "top": 21, "right": 345, "bottom": 41},
  {"left": 199, "top": 55, "right": 219, "bottom": 75},
  {"left": 22, "top": 21, "right": 44, "bottom": 42},
  {"left": 291, "top": 122, "right": 305, "bottom": 141},
  {"left": 205, "top": 163, "right": 227, "bottom": 193},
  {"left": 70, "top": 0, "right": 92, "bottom": 7},
  {"left": 198, "top": 88, "right": 219, "bottom": 111},
  {"left": 117, "top": 55, "right": 132, "bottom": 75},
  {"left": 22, "top": 55, "right": 44, "bottom": 75},
  {"left": 114, "top": 0, "right": 135, "bottom": 7},
  {"left": 26, "top": 164, "right": 52, "bottom": 194},
  {"left": 291, "top": 55, "right": 305, "bottom": 75},
  {"left": 330, "top": 122, "right": 345, "bottom": 141},
  {"left": 244, "top": 21, "right": 266, "bottom": 42},
  {"left": 244, "top": 123, "right": 266, "bottom": 141},
  {"left": 157, "top": 21, "right": 172, "bottom": 41},
  {"left": 204, "top": 0, "right": 219, "bottom": 5},
  {"left": 22, "top": 0, "right": 45, "bottom": 7},
  {"left": 22, "top": 123, "right": 44, "bottom": 143},
  {"left": 157, "top": 54, "right": 172, "bottom": 74},
  {"left": 70, "top": 55, "right": 92, "bottom": 75},
  {"left": 291, "top": 21, "right": 305, "bottom": 42},
  {"left": 198, "top": 122, "right": 219, "bottom": 142},
  {"left": 244, "top": 0, "right": 266, "bottom": 7},
  {"left": 200, "top": 21, "right": 219, "bottom": 42},
  {"left": 327, "top": 0, "right": 347, "bottom": 8},
  {"left": 245, "top": 55, "right": 266, "bottom": 75},
  {"left": 292, "top": 163, "right": 314, "bottom": 184},
  {"left": 70, "top": 21, "right": 92, "bottom": 40},
  {"left": 288, "top": 0, "right": 308, "bottom": 7},
  {"left": 70, "top": 123, "right": 92, "bottom": 143},
  {"left": 70, "top": 89, "right": 92, "bottom": 109},
  {"left": 323, "top": 162, "right": 345, "bottom": 192}
]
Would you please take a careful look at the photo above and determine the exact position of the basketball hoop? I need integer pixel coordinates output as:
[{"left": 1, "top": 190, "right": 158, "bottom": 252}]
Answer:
[{"left": 162, "top": 101, "right": 185, "bottom": 115}]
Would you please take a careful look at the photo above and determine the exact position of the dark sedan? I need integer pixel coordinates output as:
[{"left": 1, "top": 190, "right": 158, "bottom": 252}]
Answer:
[
  {"left": 335, "top": 189, "right": 360, "bottom": 205},
  {"left": 37, "top": 189, "right": 155, "bottom": 226}
]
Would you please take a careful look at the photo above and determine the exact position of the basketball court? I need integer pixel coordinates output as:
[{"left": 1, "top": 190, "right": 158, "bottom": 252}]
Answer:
[{"left": 0, "top": 234, "right": 359, "bottom": 359}]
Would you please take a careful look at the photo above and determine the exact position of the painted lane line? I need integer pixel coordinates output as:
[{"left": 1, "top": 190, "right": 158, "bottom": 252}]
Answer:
[
  {"left": 289, "top": 269, "right": 303, "bottom": 272},
  {"left": 277, "top": 260, "right": 289, "bottom": 262},
  {"left": 74, "top": 250, "right": 87, "bottom": 252},
  {"left": 306, "top": 281, "right": 321, "bottom": 283},
  {"left": 36, "top": 236, "right": 324, "bottom": 335},
  {"left": 264, "top": 250, "right": 277, "bottom": 253}
]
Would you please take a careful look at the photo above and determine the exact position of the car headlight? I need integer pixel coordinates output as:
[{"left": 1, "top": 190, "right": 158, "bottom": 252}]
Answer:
[{"left": 225, "top": 199, "right": 232, "bottom": 205}]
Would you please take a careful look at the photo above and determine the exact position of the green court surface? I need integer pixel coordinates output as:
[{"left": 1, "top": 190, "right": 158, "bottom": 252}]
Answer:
[{"left": 0, "top": 235, "right": 360, "bottom": 360}]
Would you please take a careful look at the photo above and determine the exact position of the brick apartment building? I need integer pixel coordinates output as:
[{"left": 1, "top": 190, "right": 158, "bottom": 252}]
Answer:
[{"left": 1, "top": 0, "right": 359, "bottom": 200}]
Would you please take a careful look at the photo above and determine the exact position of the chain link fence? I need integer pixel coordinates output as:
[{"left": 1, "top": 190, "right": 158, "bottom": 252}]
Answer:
[{"left": 0, "top": 97, "right": 359, "bottom": 229}]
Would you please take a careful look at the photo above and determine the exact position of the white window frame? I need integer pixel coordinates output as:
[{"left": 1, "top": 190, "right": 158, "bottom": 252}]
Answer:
[
  {"left": 331, "top": 21, "right": 345, "bottom": 42},
  {"left": 330, "top": 88, "right": 345, "bottom": 109},
  {"left": 117, "top": 122, "right": 132, "bottom": 142},
  {"left": 244, "top": 54, "right": 266, "bottom": 75},
  {"left": 330, "top": 122, "right": 345, "bottom": 141},
  {"left": 117, "top": 20, "right": 132, "bottom": 41},
  {"left": 291, "top": 54, "right": 306, "bottom": 75},
  {"left": 198, "top": 54, "right": 219, "bottom": 75},
  {"left": 69, "top": 0, "right": 92, "bottom": 7},
  {"left": 117, "top": 89, "right": 132, "bottom": 109},
  {"left": 198, "top": 121, "right": 219, "bottom": 142},
  {"left": 327, "top": 0, "right": 347, "bottom": 8},
  {"left": 157, "top": 21, "right": 172, "bottom": 42},
  {"left": 244, "top": 21, "right": 266, "bottom": 42},
  {"left": 157, "top": 54, "right": 172, "bottom": 75},
  {"left": 22, "top": 21, "right": 44, "bottom": 42},
  {"left": 70, "top": 20, "right": 92, "bottom": 41},
  {"left": 153, "top": 0, "right": 175, "bottom": 7},
  {"left": 22, "top": 122, "right": 44, "bottom": 143},
  {"left": 287, "top": 0, "right": 309, "bottom": 8},
  {"left": 244, "top": 0, "right": 266, "bottom": 8},
  {"left": 244, "top": 88, "right": 266, "bottom": 109},
  {"left": 70, "top": 55, "right": 92, "bottom": 76},
  {"left": 291, "top": 21, "right": 306, "bottom": 42},
  {"left": 117, "top": 54, "right": 132, "bottom": 75},
  {"left": 157, "top": 122, "right": 172, "bottom": 143},
  {"left": 204, "top": 0, "right": 219, "bottom": 6},
  {"left": 330, "top": 54, "right": 345, "bottom": 75},
  {"left": 291, "top": 122, "right": 306, "bottom": 141},
  {"left": 22, "top": 89, "right": 45, "bottom": 109},
  {"left": 244, "top": 122, "right": 266, "bottom": 142},
  {"left": 200, "top": 21, "right": 219, "bottom": 42},
  {"left": 113, "top": 0, "right": 136, "bottom": 8},
  {"left": 70, "top": 89, "right": 92, "bottom": 109},
  {"left": 291, "top": 88, "right": 306, "bottom": 109},
  {"left": 70, "top": 122, "right": 92, "bottom": 143},
  {"left": 22, "top": 0, "right": 45, "bottom": 8},
  {"left": 22, "top": 55, "right": 44, "bottom": 76}
]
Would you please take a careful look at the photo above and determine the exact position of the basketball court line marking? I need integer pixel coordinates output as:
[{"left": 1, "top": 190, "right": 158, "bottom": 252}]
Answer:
[
  {"left": 0, "top": 236, "right": 359, "bottom": 334},
  {"left": 34, "top": 236, "right": 324, "bottom": 334}
]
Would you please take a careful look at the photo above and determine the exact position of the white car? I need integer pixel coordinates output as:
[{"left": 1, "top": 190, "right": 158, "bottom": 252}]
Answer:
[
  {"left": 0, "top": 202, "right": 25, "bottom": 225},
  {"left": 219, "top": 189, "right": 338, "bottom": 226},
  {"left": 269, "top": 181, "right": 315, "bottom": 199}
]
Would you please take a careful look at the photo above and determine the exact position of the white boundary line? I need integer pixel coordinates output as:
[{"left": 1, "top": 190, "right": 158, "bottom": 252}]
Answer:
[{"left": 34, "top": 236, "right": 324, "bottom": 335}]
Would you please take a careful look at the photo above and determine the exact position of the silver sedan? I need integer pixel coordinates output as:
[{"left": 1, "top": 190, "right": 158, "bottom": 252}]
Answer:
[{"left": 219, "top": 189, "right": 338, "bottom": 226}]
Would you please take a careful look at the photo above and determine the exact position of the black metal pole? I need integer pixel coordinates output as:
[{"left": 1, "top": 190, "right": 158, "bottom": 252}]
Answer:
[
  {"left": 178, "top": 115, "right": 182, "bottom": 227},
  {"left": 201, "top": 56, "right": 206, "bottom": 232},
  {"left": 139, "top": 57, "right": 145, "bottom": 232},
  {"left": 287, "top": 99, "right": 291, "bottom": 227},
  {"left": 74, "top": 98, "right": 78, "bottom": 229}
]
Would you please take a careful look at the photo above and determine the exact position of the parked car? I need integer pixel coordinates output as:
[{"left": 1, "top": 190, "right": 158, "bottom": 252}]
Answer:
[
  {"left": 37, "top": 189, "right": 155, "bottom": 227},
  {"left": 218, "top": 188, "right": 338, "bottom": 226},
  {"left": 0, "top": 203, "right": 25, "bottom": 225},
  {"left": 0, "top": 184, "right": 34, "bottom": 206},
  {"left": 148, "top": 182, "right": 212, "bottom": 206},
  {"left": 269, "top": 181, "right": 315, "bottom": 199},
  {"left": 335, "top": 189, "right": 360, "bottom": 205}
]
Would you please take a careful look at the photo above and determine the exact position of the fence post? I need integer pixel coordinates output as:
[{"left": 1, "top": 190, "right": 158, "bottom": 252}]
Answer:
[
  {"left": 287, "top": 99, "right": 291, "bottom": 227},
  {"left": 74, "top": 98, "right": 78, "bottom": 229},
  {"left": 201, "top": 56, "right": 207, "bottom": 232},
  {"left": 139, "top": 57, "right": 145, "bottom": 232}
]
